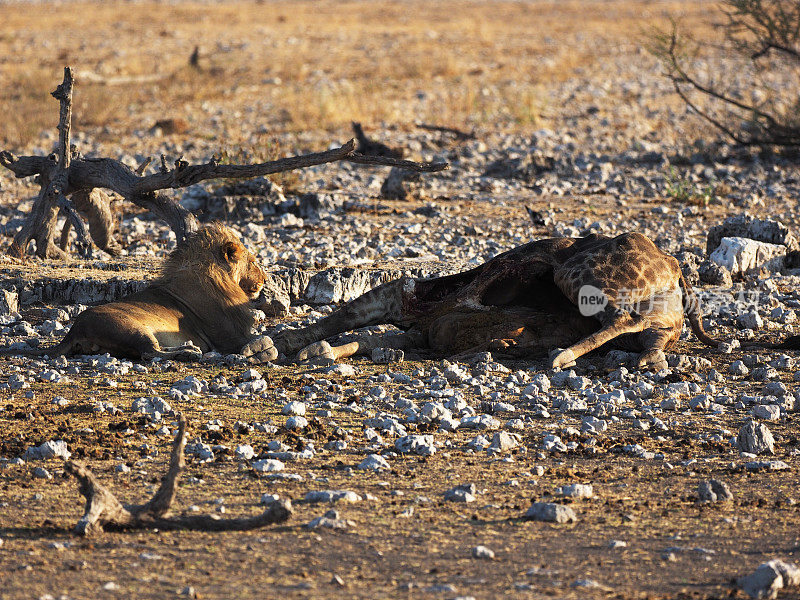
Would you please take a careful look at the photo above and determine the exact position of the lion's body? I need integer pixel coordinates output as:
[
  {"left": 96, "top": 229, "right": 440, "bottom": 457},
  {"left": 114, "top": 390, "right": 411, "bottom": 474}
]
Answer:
[{"left": 13, "top": 224, "right": 281, "bottom": 362}]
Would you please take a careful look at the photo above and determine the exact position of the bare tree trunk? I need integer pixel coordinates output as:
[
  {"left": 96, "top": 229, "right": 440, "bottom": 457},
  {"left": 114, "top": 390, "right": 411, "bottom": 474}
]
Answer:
[{"left": 8, "top": 68, "right": 92, "bottom": 259}]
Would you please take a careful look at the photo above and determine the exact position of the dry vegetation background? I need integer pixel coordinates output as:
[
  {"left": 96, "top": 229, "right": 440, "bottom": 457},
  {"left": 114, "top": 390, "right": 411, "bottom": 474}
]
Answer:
[{"left": 0, "top": 0, "right": 714, "bottom": 151}]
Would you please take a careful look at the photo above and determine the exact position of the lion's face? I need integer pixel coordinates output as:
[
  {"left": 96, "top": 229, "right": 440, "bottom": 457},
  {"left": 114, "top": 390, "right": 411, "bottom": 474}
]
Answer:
[
  {"left": 221, "top": 238, "right": 289, "bottom": 317},
  {"left": 222, "top": 240, "right": 266, "bottom": 302}
]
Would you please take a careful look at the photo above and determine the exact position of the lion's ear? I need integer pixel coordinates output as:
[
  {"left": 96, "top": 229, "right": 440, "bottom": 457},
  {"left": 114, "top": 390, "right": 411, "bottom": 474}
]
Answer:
[{"left": 222, "top": 240, "right": 245, "bottom": 263}]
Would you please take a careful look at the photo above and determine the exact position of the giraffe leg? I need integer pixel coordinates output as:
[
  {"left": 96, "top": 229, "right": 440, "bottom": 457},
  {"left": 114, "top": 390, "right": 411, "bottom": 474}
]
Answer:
[
  {"left": 550, "top": 306, "right": 647, "bottom": 369},
  {"left": 272, "top": 278, "right": 410, "bottom": 357},
  {"left": 634, "top": 327, "right": 672, "bottom": 371},
  {"left": 296, "top": 329, "right": 426, "bottom": 365}
]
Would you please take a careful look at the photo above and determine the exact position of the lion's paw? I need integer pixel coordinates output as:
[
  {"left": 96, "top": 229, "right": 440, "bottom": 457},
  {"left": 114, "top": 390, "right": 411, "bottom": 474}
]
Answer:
[
  {"left": 241, "top": 336, "right": 278, "bottom": 362},
  {"left": 296, "top": 341, "right": 336, "bottom": 366}
]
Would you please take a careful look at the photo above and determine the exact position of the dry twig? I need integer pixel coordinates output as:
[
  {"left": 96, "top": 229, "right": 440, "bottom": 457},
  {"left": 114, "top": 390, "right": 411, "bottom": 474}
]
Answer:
[
  {"left": 64, "top": 414, "right": 292, "bottom": 535},
  {"left": 416, "top": 123, "right": 476, "bottom": 141},
  {"left": 651, "top": 2, "right": 800, "bottom": 146}
]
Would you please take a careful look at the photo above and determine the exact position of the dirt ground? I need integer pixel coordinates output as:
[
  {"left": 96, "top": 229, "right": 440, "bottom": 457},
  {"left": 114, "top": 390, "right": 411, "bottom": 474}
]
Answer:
[
  {"left": 1, "top": 351, "right": 799, "bottom": 600},
  {"left": 1, "top": 1, "right": 800, "bottom": 599}
]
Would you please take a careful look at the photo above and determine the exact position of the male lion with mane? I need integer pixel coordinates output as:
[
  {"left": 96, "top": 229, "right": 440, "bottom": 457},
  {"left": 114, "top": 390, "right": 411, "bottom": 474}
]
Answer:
[{"left": 2, "top": 224, "right": 284, "bottom": 362}]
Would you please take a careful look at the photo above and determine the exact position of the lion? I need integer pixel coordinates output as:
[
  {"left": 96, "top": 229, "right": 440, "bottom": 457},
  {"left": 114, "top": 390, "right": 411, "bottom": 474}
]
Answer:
[{"left": 2, "top": 223, "right": 284, "bottom": 362}]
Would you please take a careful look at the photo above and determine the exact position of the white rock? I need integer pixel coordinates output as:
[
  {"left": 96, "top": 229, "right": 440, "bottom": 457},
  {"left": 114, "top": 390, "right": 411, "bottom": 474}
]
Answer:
[
  {"left": 697, "top": 479, "right": 733, "bottom": 502},
  {"left": 581, "top": 416, "right": 608, "bottom": 433},
  {"left": 306, "top": 509, "right": 352, "bottom": 530},
  {"left": 395, "top": 435, "right": 436, "bottom": 456},
  {"left": 185, "top": 441, "right": 214, "bottom": 461},
  {"left": 737, "top": 421, "right": 775, "bottom": 455},
  {"left": 542, "top": 434, "right": 567, "bottom": 452},
  {"left": 23, "top": 440, "right": 71, "bottom": 461},
  {"left": 460, "top": 414, "right": 500, "bottom": 430},
  {"left": 471, "top": 545, "right": 495, "bottom": 559},
  {"left": 523, "top": 502, "right": 577, "bottom": 523},
  {"left": 234, "top": 444, "right": 255, "bottom": 460},
  {"left": 487, "top": 431, "right": 518, "bottom": 454},
  {"left": 371, "top": 347, "right": 404, "bottom": 364},
  {"left": 738, "top": 560, "right": 800, "bottom": 599},
  {"left": 357, "top": 454, "right": 390, "bottom": 471},
  {"left": 277, "top": 213, "right": 303, "bottom": 228},
  {"left": 131, "top": 396, "right": 172, "bottom": 417},
  {"left": 242, "top": 369, "right": 262, "bottom": 381},
  {"left": 745, "top": 460, "right": 790, "bottom": 471},
  {"left": 304, "top": 490, "right": 361, "bottom": 503},
  {"left": 467, "top": 435, "right": 491, "bottom": 451},
  {"left": 556, "top": 483, "right": 594, "bottom": 499},
  {"left": 282, "top": 401, "right": 307, "bottom": 416},
  {"left": 710, "top": 237, "right": 785, "bottom": 277},
  {"left": 322, "top": 364, "right": 356, "bottom": 377},
  {"left": 32, "top": 467, "right": 52, "bottom": 479},
  {"left": 738, "top": 311, "right": 764, "bottom": 330},
  {"left": 252, "top": 459, "right": 285, "bottom": 473},
  {"left": 444, "top": 483, "right": 477, "bottom": 503},
  {"left": 285, "top": 416, "right": 308, "bottom": 430},
  {"left": 752, "top": 405, "right": 781, "bottom": 421},
  {"left": 730, "top": 361, "right": 749, "bottom": 376}
]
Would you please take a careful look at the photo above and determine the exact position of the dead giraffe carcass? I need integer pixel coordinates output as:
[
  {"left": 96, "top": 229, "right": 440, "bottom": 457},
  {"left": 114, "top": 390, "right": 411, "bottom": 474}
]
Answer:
[{"left": 271, "top": 233, "right": 719, "bottom": 370}]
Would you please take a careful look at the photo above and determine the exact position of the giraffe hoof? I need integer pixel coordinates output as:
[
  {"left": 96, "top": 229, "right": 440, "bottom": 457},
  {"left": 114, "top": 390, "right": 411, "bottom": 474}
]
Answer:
[
  {"left": 637, "top": 349, "right": 667, "bottom": 372},
  {"left": 550, "top": 348, "right": 576, "bottom": 370},
  {"left": 297, "top": 341, "right": 336, "bottom": 366}
]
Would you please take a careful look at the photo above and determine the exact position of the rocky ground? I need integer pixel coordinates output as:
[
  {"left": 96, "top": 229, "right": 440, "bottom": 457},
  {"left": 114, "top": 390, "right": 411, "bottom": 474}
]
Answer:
[{"left": 2, "top": 1, "right": 800, "bottom": 599}]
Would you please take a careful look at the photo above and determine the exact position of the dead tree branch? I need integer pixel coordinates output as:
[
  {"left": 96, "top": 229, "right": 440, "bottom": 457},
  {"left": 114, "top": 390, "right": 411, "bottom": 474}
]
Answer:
[
  {"left": 651, "top": 2, "right": 800, "bottom": 146},
  {"left": 63, "top": 414, "right": 293, "bottom": 535},
  {"left": 8, "top": 68, "right": 92, "bottom": 259},
  {"left": 346, "top": 152, "right": 448, "bottom": 172},
  {"left": 1, "top": 69, "right": 449, "bottom": 259},
  {"left": 416, "top": 123, "right": 476, "bottom": 141}
]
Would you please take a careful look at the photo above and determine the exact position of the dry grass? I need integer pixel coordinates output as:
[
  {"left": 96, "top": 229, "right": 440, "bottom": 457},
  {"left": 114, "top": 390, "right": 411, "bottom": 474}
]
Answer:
[{"left": 0, "top": 0, "right": 716, "bottom": 148}]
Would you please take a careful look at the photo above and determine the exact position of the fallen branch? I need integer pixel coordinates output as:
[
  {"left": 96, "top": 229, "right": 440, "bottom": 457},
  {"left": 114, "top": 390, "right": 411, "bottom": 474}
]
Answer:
[
  {"left": 351, "top": 121, "right": 404, "bottom": 158},
  {"left": 6, "top": 68, "right": 92, "bottom": 259},
  {"left": 64, "top": 413, "right": 292, "bottom": 535},
  {"left": 1, "top": 68, "right": 449, "bottom": 259},
  {"left": 416, "top": 122, "right": 476, "bottom": 141},
  {"left": 346, "top": 152, "right": 448, "bottom": 172}
]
